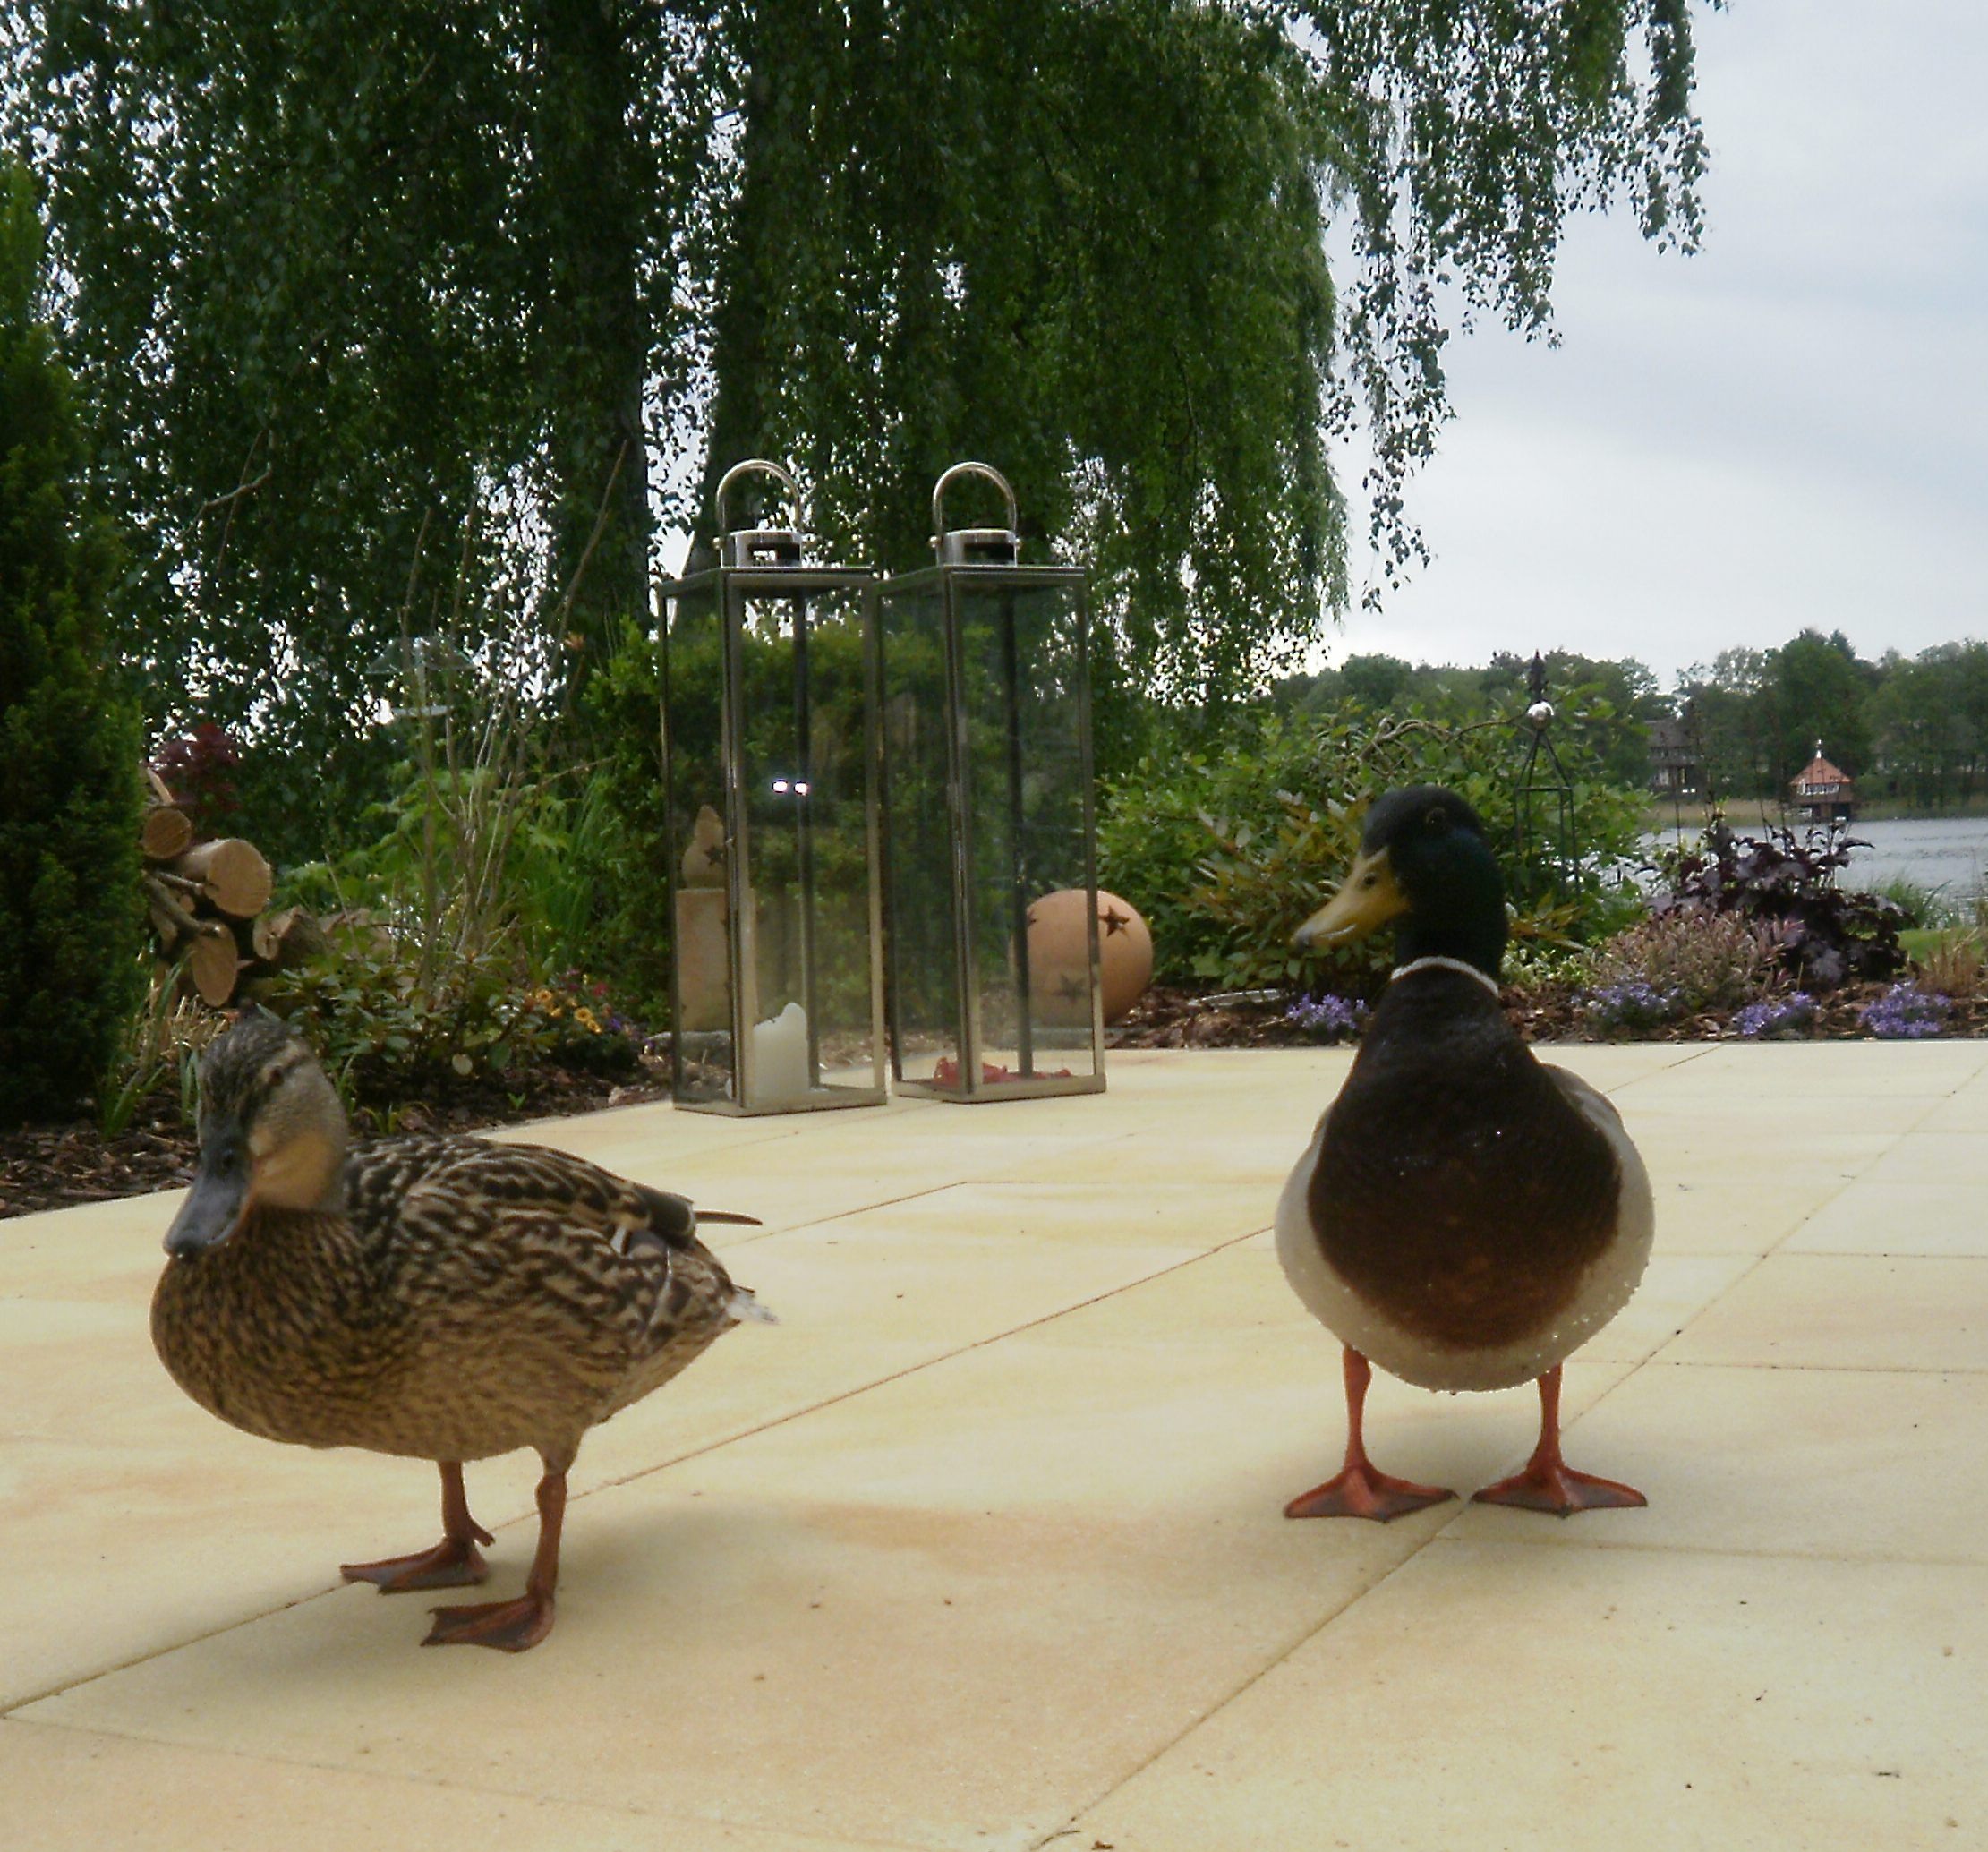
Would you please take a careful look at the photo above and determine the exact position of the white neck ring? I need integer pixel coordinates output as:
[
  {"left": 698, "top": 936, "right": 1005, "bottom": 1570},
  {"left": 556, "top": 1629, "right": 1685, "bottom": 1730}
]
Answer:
[{"left": 1390, "top": 954, "right": 1503, "bottom": 998}]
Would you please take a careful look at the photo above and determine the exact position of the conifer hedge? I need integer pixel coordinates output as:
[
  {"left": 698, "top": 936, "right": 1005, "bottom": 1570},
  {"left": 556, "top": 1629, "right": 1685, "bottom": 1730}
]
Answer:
[{"left": 0, "top": 160, "right": 143, "bottom": 1128}]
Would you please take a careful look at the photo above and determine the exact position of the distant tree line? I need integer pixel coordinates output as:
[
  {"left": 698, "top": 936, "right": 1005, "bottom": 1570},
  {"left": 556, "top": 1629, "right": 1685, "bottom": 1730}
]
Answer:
[{"left": 1273, "top": 627, "right": 1988, "bottom": 813}]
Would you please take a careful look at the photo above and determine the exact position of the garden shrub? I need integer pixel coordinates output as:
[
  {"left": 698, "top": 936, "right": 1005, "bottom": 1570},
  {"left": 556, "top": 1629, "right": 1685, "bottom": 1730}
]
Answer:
[
  {"left": 0, "top": 163, "right": 145, "bottom": 1127},
  {"left": 1096, "top": 705, "right": 1646, "bottom": 994},
  {"left": 1650, "top": 820, "right": 1907, "bottom": 989},
  {"left": 1587, "top": 911, "right": 1772, "bottom": 1015}
]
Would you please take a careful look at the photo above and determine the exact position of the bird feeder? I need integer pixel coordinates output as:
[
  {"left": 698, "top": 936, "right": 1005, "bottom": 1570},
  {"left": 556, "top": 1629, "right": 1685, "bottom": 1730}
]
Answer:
[
  {"left": 655, "top": 459, "right": 885, "bottom": 1114},
  {"left": 876, "top": 463, "right": 1105, "bottom": 1101}
]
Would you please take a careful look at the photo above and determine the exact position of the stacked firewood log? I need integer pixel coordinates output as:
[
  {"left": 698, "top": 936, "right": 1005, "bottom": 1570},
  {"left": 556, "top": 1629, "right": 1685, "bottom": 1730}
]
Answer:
[{"left": 141, "top": 768, "right": 325, "bottom": 1004}]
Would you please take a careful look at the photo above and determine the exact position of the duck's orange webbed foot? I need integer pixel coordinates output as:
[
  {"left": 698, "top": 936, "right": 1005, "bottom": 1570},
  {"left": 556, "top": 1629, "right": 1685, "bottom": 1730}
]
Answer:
[
  {"left": 1472, "top": 1460, "right": 1645, "bottom": 1516},
  {"left": 341, "top": 1532, "right": 492, "bottom": 1592},
  {"left": 1285, "top": 1465, "right": 1456, "bottom": 1523},
  {"left": 422, "top": 1591, "right": 554, "bottom": 1651},
  {"left": 341, "top": 1461, "right": 495, "bottom": 1592},
  {"left": 1471, "top": 1366, "right": 1646, "bottom": 1517},
  {"left": 1286, "top": 1346, "right": 1457, "bottom": 1523}
]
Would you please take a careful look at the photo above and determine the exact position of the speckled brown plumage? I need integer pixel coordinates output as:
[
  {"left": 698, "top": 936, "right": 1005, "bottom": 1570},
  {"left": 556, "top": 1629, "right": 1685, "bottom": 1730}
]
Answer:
[
  {"left": 152, "top": 1134, "right": 747, "bottom": 1465},
  {"left": 151, "top": 1011, "right": 766, "bottom": 1649}
]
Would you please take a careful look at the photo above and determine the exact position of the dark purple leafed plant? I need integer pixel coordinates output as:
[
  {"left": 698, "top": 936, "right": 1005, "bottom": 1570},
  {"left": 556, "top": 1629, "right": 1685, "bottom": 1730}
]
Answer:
[
  {"left": 1285, "top": 993, "right": 1369, "bottom": 1042},
  {"left": 1649, "top": 820, "right": 1908, "bottom": 990},
  {"left": 1858, "top": 984, "right": 1950, "bottom": 1040}
]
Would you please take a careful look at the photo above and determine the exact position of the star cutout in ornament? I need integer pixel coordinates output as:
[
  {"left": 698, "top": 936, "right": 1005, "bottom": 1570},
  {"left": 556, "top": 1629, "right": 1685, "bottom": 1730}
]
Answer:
[
  {"left": 1054, "top": 972, "right": 1087, "bottom": 1003},
  {"left": 1100, "top": 904, "right": 1131, "bottom": 937}
]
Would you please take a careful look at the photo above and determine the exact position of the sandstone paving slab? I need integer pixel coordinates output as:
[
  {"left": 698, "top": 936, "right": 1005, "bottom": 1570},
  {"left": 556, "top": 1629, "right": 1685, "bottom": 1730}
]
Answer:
[
  {"left": 1652, "top": 1165, "right": 1888, "bottom": 1257},
  {"left": 1659, "top": 1254, "right": 1988, "bottom": 1372},
  {"left": 1863, "top": 1131, "right": 1988, "bottom": 1188},
  {"left": 1911, "top": 1081, "right": 1988, "bottom": 1133},
  {"left": 1452, "top": 1361, "right": 1988, "bottom": 1564},
  {"left": 1069, "top": 1540, "right": 1988, "bottom": 1852},
  {"left": 0, "top": 1218, "right": 1209, "bottom": 1711},
  {"left": 1786, "top": 1179, "right": 1988, "bottom": 1258},
  {"left": 8, "top": 1044, "right": 1987, "bottom": 1846},
  {"left": 0, "top": 1718, "right": 920, "bottom": 1852},
  {"left": 1625, "top": 1039, "right": 1988, "bottom": 1097},
  {"left": 19, "top": 1250, "right": 1588, "bottom": 1852}
]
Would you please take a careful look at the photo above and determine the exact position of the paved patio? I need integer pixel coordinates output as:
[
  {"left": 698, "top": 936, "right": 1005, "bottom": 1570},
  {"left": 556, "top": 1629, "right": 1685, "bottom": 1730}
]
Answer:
[{"left": 4, "top": 1044, "right": 1985, "bottom": 1850}]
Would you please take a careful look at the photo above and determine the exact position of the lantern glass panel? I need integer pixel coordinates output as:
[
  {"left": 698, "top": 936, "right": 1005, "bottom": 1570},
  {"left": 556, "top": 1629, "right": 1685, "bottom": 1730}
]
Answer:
[
  {"left": 880, "top": 584, "right": 965, "bottom": 1083},
  {"left": 955, "top": 577, "right": 1096, "bottom": 1088},
  {"left": 662, "top": 576, "right": 881, "bottom": 1111},
  {"left": 661, "top": 579, "right": 731, "bottom": 1107},
  {"left": 734, "top": 585, "right": 879, "bottom": 1103}
]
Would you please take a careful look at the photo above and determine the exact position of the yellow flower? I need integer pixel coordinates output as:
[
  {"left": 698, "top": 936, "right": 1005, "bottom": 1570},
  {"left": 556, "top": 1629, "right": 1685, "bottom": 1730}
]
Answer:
[{"left": 574, "top": 1007, "right": 602, "bottom": 1034}]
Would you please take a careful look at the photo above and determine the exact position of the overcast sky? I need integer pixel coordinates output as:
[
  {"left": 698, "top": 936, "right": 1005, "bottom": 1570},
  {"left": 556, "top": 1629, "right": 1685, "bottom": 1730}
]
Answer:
[{"left": 1325, "top": 0, "right": 1988, "bottom": 689}]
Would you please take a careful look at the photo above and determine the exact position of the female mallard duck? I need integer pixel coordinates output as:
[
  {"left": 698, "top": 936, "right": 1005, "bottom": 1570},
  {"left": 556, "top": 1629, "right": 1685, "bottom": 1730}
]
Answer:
[
  {"left": 1276, "top": 786, "right": 1652, "bottom": 1521},
  {"left": 153, "top": 1008, "right": 769, "bottom": 1650}
]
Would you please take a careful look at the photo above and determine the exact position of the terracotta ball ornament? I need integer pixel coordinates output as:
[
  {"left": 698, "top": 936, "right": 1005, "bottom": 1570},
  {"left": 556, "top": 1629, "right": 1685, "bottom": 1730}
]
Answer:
[{"left": 1024, "top": 888, "right": 1155, "bottom": 1025}]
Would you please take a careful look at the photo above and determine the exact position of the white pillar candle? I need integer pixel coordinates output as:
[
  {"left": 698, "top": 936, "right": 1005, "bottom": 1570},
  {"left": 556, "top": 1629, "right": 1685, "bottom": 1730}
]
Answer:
[{"left": 748, "top": 1001, "right": 811, "bottom": 1100}]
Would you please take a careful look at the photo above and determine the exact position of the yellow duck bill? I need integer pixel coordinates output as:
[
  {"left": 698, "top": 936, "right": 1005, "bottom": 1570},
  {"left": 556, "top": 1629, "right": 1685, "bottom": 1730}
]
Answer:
[{"left": 1293, "top": 848, "right": 1409, "bottom": 949}]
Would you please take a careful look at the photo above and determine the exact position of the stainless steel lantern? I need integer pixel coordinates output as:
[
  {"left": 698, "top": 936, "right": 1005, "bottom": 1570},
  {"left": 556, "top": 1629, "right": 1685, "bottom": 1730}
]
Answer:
[
  {"left": 876, "top": 463, "right": 1105, "bottom": 1101},
  {"left": 656, "top": 460, "right": 885, "bottom": 1114}
]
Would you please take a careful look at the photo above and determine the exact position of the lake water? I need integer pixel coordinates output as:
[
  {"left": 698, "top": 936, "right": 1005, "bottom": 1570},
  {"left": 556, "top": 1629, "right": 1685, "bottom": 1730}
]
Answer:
[{"left": 1646, "top": 815, "right": 1988, "bottom": 903}]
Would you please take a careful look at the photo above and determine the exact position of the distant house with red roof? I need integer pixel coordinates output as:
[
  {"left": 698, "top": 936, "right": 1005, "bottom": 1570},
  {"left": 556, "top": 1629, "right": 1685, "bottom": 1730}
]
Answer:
[{"left": 1790, "top": 743, "right": 1856, "bottom": 822}]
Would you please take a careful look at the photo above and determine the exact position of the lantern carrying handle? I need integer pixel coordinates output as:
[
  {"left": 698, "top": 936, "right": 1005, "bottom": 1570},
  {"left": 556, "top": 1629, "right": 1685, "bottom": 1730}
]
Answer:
[
  {"left": 931, "top": 461, "right": 1018, "bottom": 543},
  {"left": 715, "top": 458, "right": 805, "bottom": 536}
]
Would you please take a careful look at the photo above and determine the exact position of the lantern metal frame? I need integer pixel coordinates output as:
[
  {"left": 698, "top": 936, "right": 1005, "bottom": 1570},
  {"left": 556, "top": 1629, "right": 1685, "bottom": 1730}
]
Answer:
[
  {"left": 876, "top": 463, "right": 1106, "bottom": 1103},
  {"left": 655, "top": 459, "right": 887, "bottom": 1115}
]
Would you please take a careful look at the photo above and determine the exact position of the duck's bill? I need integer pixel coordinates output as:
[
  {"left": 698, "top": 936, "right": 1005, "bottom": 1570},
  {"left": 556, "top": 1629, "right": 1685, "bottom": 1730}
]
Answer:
[
  {"left": 164, "top": 1157, "right": 246, "bottom": 1257},
  {"left": 1293, "top": 848, "right": 1408, "bottom": 949}
]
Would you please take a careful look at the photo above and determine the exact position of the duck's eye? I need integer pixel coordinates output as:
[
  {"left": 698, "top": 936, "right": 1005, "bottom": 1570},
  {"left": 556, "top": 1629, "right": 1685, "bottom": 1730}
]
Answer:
[{"left": 1361, "top": 874, "right": 1378, "bottom": 888}]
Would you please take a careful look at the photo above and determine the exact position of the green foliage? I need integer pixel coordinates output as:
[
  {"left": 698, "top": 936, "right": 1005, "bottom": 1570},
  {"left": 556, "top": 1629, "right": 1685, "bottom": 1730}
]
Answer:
[
  {"left": 0, "top": 160, "right": 145, "bottom": 1128},
  {"left": 1280, "top": 648, "right": 1662, "bottom": 790},
  {"left": 265, "top": 932, "right": 637, "bottom": 1116},
  {"left": 565, "top": 625, "right": 677, "bottom": 1020},
  {"left": 1097, "top": 704, "right": 1646, "bottom": 994},
  {"left": 15, "top": 0, "right": 1714, "bottom": 810}
]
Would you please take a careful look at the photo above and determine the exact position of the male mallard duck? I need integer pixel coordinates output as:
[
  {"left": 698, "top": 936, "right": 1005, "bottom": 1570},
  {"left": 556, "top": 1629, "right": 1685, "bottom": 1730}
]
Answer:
[
  {"left": 1276, "top": 786, "right": 1652, "bottom": 1520},
  {"left": 152, "top": 1009, "right": 769, "bottom": 1650}
]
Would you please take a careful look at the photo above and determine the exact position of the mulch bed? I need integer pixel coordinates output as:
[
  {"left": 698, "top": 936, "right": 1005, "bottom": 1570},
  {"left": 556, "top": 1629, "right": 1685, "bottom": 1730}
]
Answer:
[
  {"left": 1107, "top": 983, "right": 1988, "bottom": 1049},
  {"left": 1, "top": 1063, "right": 669, "bottom": 1221},
  {"left": 12, "top": 985, "right": 1985, "bottom": 1220}
]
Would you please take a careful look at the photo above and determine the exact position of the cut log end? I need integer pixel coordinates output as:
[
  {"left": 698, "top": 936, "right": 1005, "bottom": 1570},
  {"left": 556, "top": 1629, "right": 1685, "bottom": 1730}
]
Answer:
[
  {"left": 171, "top": 838, "right": 274, "bottom": 918},
  {"left": 141, "top": 805, "right": 194, "bottom": 862},
  {"left": 188, "top": 924, "right": 243, "bottom": 1007}
]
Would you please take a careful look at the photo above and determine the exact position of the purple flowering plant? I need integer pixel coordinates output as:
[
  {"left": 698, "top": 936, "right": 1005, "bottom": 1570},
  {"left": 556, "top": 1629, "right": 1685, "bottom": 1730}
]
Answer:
[
  {"left": 1285, "top": 993, "right": 1369, "bottom": 1042},
  {"left": 1732, "top": 992, "right": 1817, "bottom": 1038},
  {"left": 1858, "top": 983, "right": 1950, "bottom": 1040},
  {"left": 1578, "top": 979, "right": 1684, "bottom": 1036}
]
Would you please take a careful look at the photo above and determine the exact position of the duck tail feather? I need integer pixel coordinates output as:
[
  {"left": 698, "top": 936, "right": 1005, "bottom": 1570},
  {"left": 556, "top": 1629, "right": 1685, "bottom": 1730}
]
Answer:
[
  {"left": 699, "top": 1209, "right": 764, "bottom": 1226},
  {"left": 727, "top": 1287, "right": 777, "bottom": 1326}
]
